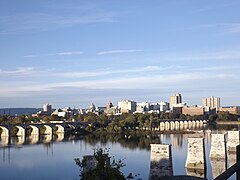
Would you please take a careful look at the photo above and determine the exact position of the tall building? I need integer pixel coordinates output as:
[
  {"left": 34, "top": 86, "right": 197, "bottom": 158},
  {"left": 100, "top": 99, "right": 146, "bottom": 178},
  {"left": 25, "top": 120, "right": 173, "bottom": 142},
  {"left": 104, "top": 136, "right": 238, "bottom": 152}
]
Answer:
[
  {"left": 202, "top": 96, "right": 220, "bottom": 110},
  {"left": 43, "top": 104, "right": 52, "bottom": 113},
  {"left": 118, "top": 100, "right": 136, "bottom": 113},
  {"left": 170, "top": 93, "right": 182, "bottom": 110},
  {"left": 159, "top": 101, "right": 170, "bottom": 112}
]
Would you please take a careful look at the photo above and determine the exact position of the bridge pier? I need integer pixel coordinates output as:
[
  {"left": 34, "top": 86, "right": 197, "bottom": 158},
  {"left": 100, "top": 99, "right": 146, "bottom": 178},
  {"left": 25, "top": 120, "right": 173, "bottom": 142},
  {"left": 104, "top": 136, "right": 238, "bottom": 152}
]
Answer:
[
  {"left": 210, "top": 133, "right": 227, "bottom": 179},
  {"left": 185, "top": 138, "right": 206, "bottom": 168},
  {"left": 227, "top": 131, "right": 240, "bottom": 152},
  {"left": 149, "top": 144, "right": 173, "bottom": 179},
  {"left": 210, "top": 134, "right": 227, "bottom": 159}
]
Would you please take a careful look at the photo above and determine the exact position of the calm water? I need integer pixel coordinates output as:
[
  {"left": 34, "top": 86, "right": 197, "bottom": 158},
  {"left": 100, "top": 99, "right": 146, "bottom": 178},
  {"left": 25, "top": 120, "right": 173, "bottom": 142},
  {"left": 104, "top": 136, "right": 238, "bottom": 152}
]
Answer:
[{"left": 0, "top": 124, "right": 239, "bottom": 180}]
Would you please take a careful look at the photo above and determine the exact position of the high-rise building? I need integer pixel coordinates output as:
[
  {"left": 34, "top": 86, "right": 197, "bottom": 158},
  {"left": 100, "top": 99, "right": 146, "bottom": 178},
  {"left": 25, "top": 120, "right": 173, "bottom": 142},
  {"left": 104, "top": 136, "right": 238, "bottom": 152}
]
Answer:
[
  {"left": 159, "top": 101, "right": 170, "bottom": 112},
  {"left": 202, "top": 96, "right": 220, "bottom": 110},
  {"left": 43, "top": 104, "right": 52, "bottom": 113},
  {"left": 118, "top": 100, "right": 136, "bottom": 113},
  {"left": 170, "top": 93, "right": 182, "bottom": 110},
  {"left": 106, "top": 101, "right": 113, "bottom": 112}
]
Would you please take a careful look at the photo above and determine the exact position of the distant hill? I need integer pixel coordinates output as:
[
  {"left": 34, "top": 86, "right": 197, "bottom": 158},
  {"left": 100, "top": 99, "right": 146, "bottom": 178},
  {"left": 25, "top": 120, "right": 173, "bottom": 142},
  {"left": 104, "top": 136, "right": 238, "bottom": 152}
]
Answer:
[{"left": 0, "top": 108, "right": 41, "bottom": 116}]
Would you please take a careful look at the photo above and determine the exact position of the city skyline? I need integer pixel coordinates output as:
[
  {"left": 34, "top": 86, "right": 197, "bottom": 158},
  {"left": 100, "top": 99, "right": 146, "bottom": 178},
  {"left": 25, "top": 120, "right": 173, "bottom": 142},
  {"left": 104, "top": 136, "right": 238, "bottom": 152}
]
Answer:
[{"left": 0, "top": 1, "right": 240, "bottom": 108}]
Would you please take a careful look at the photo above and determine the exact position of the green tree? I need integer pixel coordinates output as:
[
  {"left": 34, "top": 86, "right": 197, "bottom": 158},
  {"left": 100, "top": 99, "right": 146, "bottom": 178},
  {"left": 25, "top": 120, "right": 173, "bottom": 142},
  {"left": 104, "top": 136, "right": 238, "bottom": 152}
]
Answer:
[{"left": 75, "top": 148, "right": 126, "bottom": 180}]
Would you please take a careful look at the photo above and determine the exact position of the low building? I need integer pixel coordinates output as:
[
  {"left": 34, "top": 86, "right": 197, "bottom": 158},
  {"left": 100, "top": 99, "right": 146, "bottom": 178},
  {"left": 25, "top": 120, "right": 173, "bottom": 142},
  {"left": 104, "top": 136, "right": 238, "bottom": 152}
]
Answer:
[
  {"left": 172, "top": 103, "right": 186, "bottom": 114},
  {"left": 51, "top": 107, "right": 79, "bottom": 118},
  {"left": 219, "top": 106, "right": 240, "bottom": 115},
  {"left": 182, "top": 106, "right": 204, "bottom": 116},
  {"left": 149, "top": 103, "right": 160, "bottom": 111},
  {"left": 136, "top": 102, "right": 150, "bottom": 113}
]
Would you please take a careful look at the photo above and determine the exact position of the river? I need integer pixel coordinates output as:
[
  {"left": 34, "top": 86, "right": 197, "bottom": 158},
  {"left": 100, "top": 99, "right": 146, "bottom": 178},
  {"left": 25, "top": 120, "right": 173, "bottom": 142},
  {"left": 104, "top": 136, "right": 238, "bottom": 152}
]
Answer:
[{"left": 0, "top": 124, "right": 239, "bottom": 180}]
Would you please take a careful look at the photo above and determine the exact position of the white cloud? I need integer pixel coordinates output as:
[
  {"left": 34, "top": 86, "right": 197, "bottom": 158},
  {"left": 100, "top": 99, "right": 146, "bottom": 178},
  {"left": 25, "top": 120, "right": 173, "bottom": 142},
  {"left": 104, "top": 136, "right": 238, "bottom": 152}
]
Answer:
[
  {"left": 56, "top": 51, "right": 83, "bottom": 56},
  {"left": 164, "top": 49, "right": 240, "bottom": 61},
  {"left": 0, "top": 67, "right": 35, "bottom": 76},
  {"left": 23, "top": 55, "right": 38, "bottom": 58},
  {"left": 23, "top": 51, "right": 83, "bottom": 58},
  {"left": 0, "top": 12, "right": 117, "bottom": 35},
  {"left": 97, "top": 49, "right": 143, "bottom": 55},
  {"left": 57, "top": 66, "right": 169, "bottom": 78},
  {"left": 201, "top": 23, "right": 240, "bottom": 34}
]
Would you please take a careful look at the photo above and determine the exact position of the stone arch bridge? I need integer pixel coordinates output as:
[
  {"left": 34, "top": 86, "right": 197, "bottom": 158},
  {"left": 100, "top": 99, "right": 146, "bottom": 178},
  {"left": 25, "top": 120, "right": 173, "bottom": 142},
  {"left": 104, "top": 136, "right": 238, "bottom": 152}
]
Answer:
[
  {"left": 0, "top": 122, "right": 77, "bottom": 138},
  {"left": 152, "top": 119, "right": 208, "bottom": 131}
]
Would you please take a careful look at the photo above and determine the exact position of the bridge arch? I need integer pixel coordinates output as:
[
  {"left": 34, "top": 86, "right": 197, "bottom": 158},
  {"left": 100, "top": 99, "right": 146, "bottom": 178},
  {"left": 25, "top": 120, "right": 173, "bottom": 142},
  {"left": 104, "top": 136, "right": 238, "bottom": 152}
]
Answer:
[
  {"left": 170, "top": 121, "right": 175, "bottom": 130},
  {"left": 0, "top": 126, "right": 9, "bottom": 137},
  {"left": 55, "top": 124, "right": 64, "bottom": 133},
  {"left": 14, "top": 126, "right": 25, "bottom": 136},
  {"left": 42, "top": 125, "right": 52, "bottom": 135},
  {"left": 165, "top": 122, "right": 170, "bottom": 130},
  {"left": 175, "top": 121, "right": 180, "bottom": 130},
  {"left": 27, "top": 125, "right": 39, "bottom": 136},
  {"left": 55, "top": 133, "right": 64, "bottom": 142}
]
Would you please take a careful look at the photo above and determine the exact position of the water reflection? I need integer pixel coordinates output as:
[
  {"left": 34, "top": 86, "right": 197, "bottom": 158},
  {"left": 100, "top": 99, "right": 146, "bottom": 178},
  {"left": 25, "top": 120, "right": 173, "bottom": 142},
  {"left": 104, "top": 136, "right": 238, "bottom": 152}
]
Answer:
[
  {"left": 149, "top": 144, "right": 173, "bottom": 179},
  {"left": 27, "top": 134, "right": 39, "bottom": 144},
  {"left": 210, "top": 158, "right": 227, "bottom": 179},
  {"left": 0, "top": 124, "right": 239, "bottom": 180},
  {"left": 186, "top": 168, "right": 206, "bottom": 179}
]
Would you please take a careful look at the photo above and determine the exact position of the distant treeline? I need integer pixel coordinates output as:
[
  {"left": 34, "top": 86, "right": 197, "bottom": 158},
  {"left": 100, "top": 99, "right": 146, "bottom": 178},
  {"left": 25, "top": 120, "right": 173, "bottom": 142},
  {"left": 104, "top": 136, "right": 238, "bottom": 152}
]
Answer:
[{"left": 0, "top": 108, "right": 41, "bottom": 116}]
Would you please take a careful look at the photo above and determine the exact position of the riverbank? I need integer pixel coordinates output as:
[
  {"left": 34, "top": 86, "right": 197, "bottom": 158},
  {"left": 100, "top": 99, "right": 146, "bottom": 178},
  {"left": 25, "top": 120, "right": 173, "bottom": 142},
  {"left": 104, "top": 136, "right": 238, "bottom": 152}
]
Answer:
[{"left": 217, "top": 121, "right": 240, "bottom": 124}]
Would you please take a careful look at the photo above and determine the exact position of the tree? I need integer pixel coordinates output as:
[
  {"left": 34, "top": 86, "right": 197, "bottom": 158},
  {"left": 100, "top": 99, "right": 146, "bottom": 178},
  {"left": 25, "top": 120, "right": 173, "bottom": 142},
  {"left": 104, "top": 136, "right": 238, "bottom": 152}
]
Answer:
[{"left": 75, "top": 148, "right": 126, "bottom": 180}]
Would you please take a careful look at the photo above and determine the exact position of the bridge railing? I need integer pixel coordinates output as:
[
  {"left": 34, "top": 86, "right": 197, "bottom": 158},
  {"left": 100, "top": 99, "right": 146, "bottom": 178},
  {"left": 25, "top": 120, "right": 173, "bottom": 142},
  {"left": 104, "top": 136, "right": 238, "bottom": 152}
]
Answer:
[{"left": 214, "top": 145, "right": 240, "bottom": 180}]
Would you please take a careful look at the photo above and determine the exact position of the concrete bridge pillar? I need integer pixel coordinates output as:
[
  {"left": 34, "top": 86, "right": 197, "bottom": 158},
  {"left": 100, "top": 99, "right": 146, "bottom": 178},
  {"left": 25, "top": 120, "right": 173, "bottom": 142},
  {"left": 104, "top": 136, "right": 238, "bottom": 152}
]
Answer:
[
  {"left": 210, "top": 156, "right": 227, "bottom": 179},
  {"left": 149, "top": 144, "right": 173, "bottom": 179},
  {"left": 210, "top": 133, "right": 227, "bottom": 179},
  {"left": 227, "top": 131, "right": 240, "bottom": 152},
  {"left": 210, "top": 134, "right": 227, "bottom": 158},
  {"left": 185, "top": 138, "right": 206, "bottom": 170},
  {"left": 0, "top": 126, "right": 9, "bottom": 137}
]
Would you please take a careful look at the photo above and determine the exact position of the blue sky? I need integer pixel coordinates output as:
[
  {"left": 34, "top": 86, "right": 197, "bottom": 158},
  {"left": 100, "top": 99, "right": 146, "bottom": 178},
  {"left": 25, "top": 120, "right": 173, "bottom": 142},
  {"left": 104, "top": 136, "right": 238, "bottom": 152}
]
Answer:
[{"left": 0, "top": 0, "right": 240, "bottom": 108}]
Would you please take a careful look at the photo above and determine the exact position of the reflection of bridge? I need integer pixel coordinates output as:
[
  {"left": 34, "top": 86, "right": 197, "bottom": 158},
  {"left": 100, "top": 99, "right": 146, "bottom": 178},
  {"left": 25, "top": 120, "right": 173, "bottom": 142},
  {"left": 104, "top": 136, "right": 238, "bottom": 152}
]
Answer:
[
  {"left": 149, "top": 130, "right": 240, "bottom": 180},
  {"left": 0, "top": 122, "right": 77, "bottom": 145},
  {"left": 153, "top": 119, "right": 208, "bottom": 131}
]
